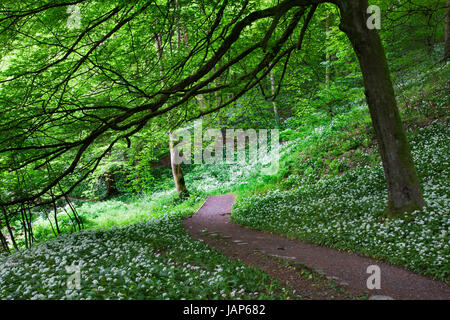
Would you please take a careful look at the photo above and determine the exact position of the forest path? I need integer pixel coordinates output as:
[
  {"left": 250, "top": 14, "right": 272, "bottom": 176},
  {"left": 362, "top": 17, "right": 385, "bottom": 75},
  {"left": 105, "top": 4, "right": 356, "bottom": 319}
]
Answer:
[{"left": 183, "top": 194, "right": 450, "bottom": 300}]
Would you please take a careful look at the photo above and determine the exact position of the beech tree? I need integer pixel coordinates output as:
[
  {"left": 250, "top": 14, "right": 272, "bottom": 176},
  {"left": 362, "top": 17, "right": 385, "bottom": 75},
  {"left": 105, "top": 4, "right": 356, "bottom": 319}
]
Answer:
[
  {"left": 0, "top": 0, "right": 429, "bottom": 216},
  {"left": 335, "top": 0, "right": 425, "bottom": 215}
]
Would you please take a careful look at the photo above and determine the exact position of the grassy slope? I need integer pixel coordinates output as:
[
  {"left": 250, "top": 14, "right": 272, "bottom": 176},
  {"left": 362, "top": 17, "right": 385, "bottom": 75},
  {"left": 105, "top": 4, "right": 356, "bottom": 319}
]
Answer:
[
  {"left": 230, "top": 52, "right": 449, "bottom": 281},
  {"left": 232, "top": 122, "right": 449, "bottom": 281},
  {"left": 0, "top": 194, "right": 296, "bottom": 299}
]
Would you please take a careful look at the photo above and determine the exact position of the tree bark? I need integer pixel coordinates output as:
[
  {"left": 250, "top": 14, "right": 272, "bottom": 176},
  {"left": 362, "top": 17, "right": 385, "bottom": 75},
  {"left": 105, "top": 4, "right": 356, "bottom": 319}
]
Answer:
[
  {"left": 105, "top": 171, "right": 118, "bottom": 198},
  {"left": 324, "top": 15, "right": 331, "bottom": 89},
  {"left": 176, "top": 0, "right": 181, "bottom": 49},
  {"left": 0, "top": 219, "right": 10, "bottom": 253},
  {"left": 336, "top": 0, "right": 425, "bottom": 217},
  {"left": 269, "top": 70, "right": 281, "bottom": 127},
  {"left": 169, "top": 133, "right": 189, "bottom": 199},
  {"left": 1, "top": 206, "right": 18, "bottom": 250}
]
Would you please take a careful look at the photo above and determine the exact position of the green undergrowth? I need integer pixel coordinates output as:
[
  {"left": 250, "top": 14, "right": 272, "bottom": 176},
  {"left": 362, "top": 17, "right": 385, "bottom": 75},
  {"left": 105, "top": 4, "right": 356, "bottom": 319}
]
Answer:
[
  {"left": 0, "top": 212, "right": 296, "bottom": 299},
  {"left": 1, "top": 187, "right": 298, "bottom": 299},
  {"left": 232, "top": 121, "right": 449, "bottom": 281}
]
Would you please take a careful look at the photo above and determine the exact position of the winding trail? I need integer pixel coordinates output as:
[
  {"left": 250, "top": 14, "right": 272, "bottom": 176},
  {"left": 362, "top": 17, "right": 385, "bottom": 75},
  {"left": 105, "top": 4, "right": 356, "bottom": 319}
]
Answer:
[{"left": 183, "top": 194, "right": 450, "bottom": 300}]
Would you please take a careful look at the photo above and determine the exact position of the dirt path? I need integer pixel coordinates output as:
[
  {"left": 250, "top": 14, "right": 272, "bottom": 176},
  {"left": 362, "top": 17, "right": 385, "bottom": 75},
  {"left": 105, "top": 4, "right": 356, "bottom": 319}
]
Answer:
[{"left": 183, "top": 194, "right": 450, "bottom": 300}]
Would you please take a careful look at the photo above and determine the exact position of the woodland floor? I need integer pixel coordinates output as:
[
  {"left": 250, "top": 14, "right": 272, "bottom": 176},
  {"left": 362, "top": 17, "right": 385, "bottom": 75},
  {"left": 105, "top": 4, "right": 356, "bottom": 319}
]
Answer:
[{"left": 183, "top": 195, "right": 450, "bottom": 300}]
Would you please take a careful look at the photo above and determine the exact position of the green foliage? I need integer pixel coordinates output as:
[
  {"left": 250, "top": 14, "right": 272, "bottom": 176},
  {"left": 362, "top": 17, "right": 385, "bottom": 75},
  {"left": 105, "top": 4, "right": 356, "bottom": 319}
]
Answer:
[
  {"left": 232, "top": 122, "right": 450, "bottom": 281},
  {"left": 0, "top": 0, "right": 448, "bottom": 299},
  {"left": 1, "top": 209, "right": 296, "bottom": 300}
]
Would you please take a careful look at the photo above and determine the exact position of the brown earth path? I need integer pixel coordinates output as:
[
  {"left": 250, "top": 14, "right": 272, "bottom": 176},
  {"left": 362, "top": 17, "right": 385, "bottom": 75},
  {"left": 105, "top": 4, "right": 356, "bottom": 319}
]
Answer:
[{"left": 183, "top": 194, "right": 450, "bottom": 300}]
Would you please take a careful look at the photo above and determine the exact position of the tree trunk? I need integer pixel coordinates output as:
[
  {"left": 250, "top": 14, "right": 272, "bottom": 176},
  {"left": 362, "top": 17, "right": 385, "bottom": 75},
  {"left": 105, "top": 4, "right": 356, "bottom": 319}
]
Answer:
[
  {"left": 324, "top": 15, "right": 331, "bottom": 89},
  {"left": 105, "top": 171, "right": 118, "bottom": 198},
  {"left": 445, "top": 0, "right": 450, "bottom": 62},
  {"left": 269, "top": 70, "right": 281, "bottom": 127},
  {"left": 169, "top": 133, "right": 189, "bottom": 199},
  {"left": 1, "top": 206, "right": 18, "bottom": 250},
  {"left": 337, "top": 0, "right": 425, "bottom": 217},
  {"left": 176, "top": 0, "right": 181, "bottom": 49},
  {"left": 0, "top": 219, "right": 10, "bottom": 253}
]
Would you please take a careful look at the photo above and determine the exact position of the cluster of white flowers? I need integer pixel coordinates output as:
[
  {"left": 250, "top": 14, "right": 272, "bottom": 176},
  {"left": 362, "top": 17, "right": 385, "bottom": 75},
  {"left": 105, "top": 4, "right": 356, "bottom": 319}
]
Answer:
[
  {"left": 185, "top": 140, "right": 297, "bottom": 194},
  {"left": 0, "top": 212, "right": 290, "bottom": 300},
  {"left": 233, "top": 122, "right": 449, "bottom": 280}
]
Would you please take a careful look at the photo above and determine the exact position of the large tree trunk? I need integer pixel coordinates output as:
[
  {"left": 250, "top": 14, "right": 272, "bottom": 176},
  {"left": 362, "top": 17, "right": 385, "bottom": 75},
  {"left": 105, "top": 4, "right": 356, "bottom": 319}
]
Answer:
[
  {"left": 336, "top": 0, "right": 425, "bottom": 217},
  {"left": 169, "top": 133, "right": 189, "bottom": 199}
]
